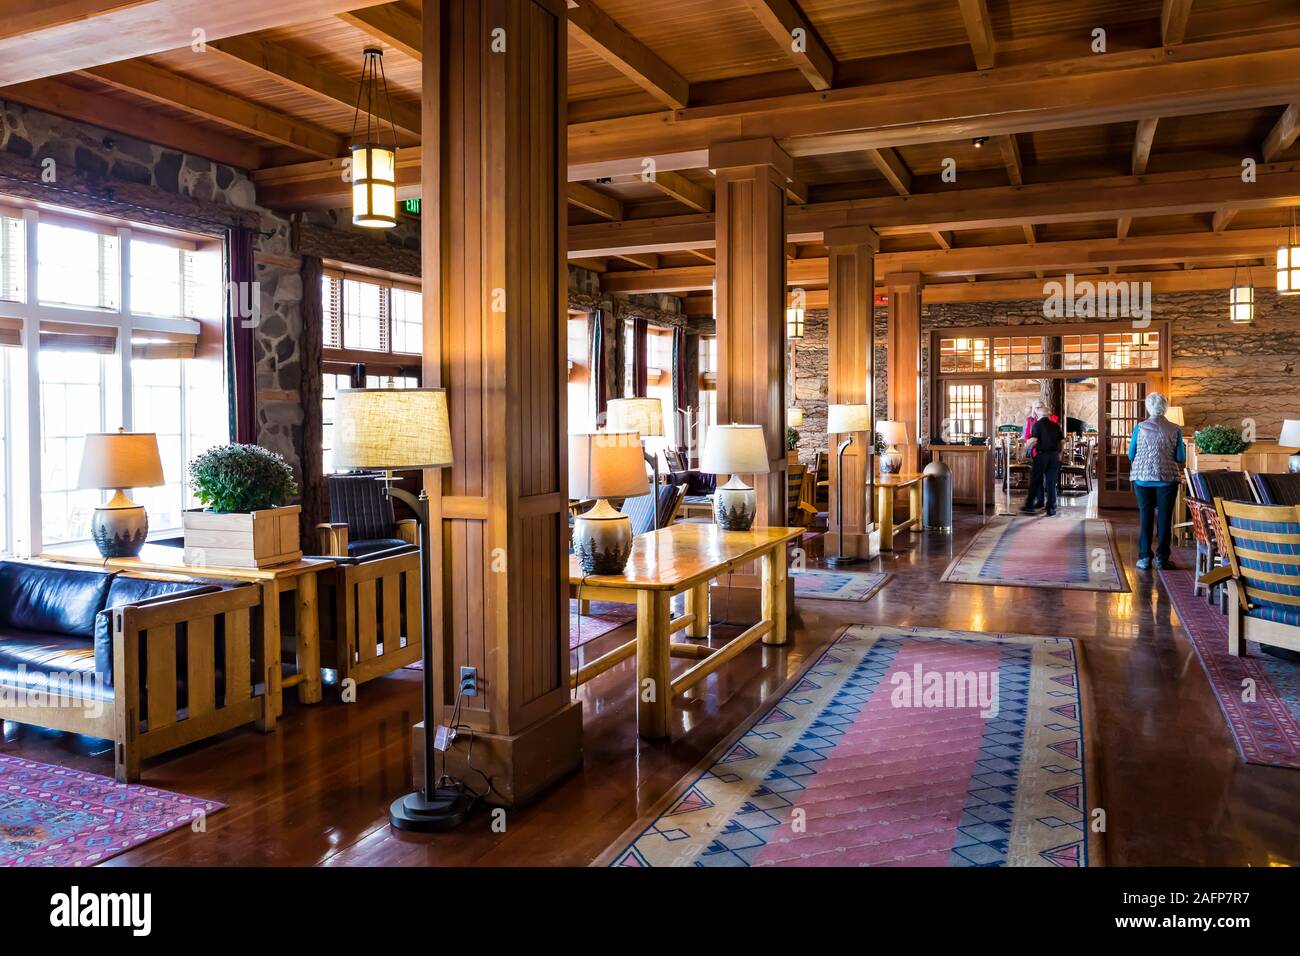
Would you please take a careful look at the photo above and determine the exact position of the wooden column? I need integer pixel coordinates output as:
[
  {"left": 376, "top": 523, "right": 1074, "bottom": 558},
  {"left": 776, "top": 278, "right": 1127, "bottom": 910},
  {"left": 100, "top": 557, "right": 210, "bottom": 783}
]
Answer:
[
  {"left": 711, "top": 138, "right": 792, "bottom": 527},
  {"left": 825, "top": 225, "right": 879, "bottom": 557},
  {"left": 419, "top": 0, "right": 581, "bottom": 808},
  {"left": 884, "top": 271, "right": 923, "bottom": 474}
]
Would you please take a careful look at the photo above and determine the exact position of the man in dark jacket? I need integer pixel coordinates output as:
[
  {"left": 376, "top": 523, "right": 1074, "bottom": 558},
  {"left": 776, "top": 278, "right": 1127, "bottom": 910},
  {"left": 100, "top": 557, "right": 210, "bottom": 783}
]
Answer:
[{"left": 1020, "top": 405, "right": 1063, "bottom": 517}]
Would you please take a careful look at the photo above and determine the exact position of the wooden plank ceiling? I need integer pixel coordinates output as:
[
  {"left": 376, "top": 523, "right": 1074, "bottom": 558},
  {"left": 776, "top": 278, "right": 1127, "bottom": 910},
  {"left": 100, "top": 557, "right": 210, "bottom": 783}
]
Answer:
[{"left": 4, "top": 0, "right": 1300, "bottom": 303}]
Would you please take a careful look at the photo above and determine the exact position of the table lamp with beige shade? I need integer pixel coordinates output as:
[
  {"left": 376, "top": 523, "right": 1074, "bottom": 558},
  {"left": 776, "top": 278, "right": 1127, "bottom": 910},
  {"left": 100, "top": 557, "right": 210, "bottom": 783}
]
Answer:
[
  {"left": 877, "top": 420, "right": 910, "bottom": 475},
  {"left": 570, "top": 431, "right": 650, "bottom": 574},
  {"left": 1165, "top": 406, "right": 1186, "bottom": 427},
  {"left": 701, "top": 423, "right": 770, "bottom": 531},
  {"left": 78, "top": 429, "right": 165, "bottom": 558},
  {"left": 826, "top": 404, "right": 872, "bottom": 567},
  {"left": 331, "top": 387, "right": 458, "bottom": 833},
  {"left": 606, "top": 396, "right": 666, "bottom": 527},
  {"left": 1279, "top": 419, "right": 1300, "bottom": 473},
  {"left": 787, "top": 407, "right": 804, "bottom": 427}
]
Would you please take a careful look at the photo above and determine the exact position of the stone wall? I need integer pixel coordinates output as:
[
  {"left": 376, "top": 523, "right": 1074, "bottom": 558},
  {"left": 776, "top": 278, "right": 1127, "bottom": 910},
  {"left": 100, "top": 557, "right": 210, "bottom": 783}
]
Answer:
[{"left": 791, "top": 289, "right": 1300, "bottom": 457}]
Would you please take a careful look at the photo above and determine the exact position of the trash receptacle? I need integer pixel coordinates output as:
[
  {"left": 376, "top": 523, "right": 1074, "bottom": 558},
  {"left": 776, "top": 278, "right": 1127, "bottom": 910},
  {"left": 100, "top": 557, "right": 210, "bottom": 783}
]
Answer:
[{"left": 923, "top": 460, "right": 952, "bottom": 532}]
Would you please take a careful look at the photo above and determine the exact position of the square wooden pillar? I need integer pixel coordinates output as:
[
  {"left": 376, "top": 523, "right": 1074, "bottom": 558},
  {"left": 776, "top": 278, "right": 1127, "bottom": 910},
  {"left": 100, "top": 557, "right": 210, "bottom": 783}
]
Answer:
[
  {"left": 885, "top": 271, "right": 923, "bottom": 475},
  {"left": 826, "top": 225, "right": 879, "bottom": 557},
  {"left": 419, "top": 0, "right": 581, "bottom": 808},
  {"left": 710, "top": 138, "right": 793, "bottom": 527}
]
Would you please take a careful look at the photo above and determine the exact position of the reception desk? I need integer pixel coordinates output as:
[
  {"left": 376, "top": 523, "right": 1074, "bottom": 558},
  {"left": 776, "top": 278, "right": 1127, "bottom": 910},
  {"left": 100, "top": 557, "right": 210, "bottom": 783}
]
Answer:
[{"left": 929, "top": 444, "right": 990, "bottom": 516}]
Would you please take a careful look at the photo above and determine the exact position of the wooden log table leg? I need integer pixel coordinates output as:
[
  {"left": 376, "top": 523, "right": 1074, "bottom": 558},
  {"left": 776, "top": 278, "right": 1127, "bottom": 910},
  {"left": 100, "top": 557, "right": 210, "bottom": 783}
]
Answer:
[
  {"left": 908, "top": 481, "right": 922, "bottom": 535},
  {"left": 761, "top": 545, "right": 787, "bottom": 645},
  {"left": 261, "top": 580, "right": 285, "bottom": 718},
  {"left": 637, "top": 589, "right": 672, "bottom": 739},
  {"left": 296, "top": 572, "right": 323, "bottom": 705},
  {"left": 876, "top": 484, "right": 896, "bottom": 551},
  {"left": 684, "top": 581, "right": 709, "bottom": 638}
]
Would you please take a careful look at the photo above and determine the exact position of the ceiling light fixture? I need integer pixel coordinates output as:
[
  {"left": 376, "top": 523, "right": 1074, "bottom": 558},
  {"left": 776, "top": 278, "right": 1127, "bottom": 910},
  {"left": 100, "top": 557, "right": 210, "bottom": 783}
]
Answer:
[{"left": 350, "top": 47, "right": 399, "bottom": 229}]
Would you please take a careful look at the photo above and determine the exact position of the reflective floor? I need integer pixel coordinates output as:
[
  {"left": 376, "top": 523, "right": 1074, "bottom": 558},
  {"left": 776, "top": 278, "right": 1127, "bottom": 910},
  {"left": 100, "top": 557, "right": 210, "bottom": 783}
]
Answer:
[{"left": 4, "top": 509, "right": 1298, "bottom": 866}]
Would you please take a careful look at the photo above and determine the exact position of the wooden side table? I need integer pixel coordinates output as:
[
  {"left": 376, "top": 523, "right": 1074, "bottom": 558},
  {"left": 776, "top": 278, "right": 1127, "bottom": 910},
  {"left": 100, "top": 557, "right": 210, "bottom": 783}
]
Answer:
[
  {"left": 873, "top": 473, "right": 923, "bottom": 550},
  {"left": 43, "top": 544, "right": 335, "bottom": 715}
]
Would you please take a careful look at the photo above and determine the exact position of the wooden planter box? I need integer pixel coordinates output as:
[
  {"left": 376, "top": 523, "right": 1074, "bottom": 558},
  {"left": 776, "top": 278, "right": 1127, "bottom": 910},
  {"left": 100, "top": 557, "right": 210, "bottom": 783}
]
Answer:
[
  {"left": 1193, "top": 452, "right": 1243, "bottom": 472},
  {"left": 183, "top": 505, "right": 302, "bottom": 569},
  {"left": 1191, "top": 445, "right": 1295, "bottom": 475}
]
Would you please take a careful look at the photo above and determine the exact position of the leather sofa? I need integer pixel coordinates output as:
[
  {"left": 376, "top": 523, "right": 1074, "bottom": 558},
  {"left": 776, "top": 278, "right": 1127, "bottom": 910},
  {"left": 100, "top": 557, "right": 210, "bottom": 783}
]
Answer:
[{"left": 0, "top": 559, "right": 274, "bottom": 781}]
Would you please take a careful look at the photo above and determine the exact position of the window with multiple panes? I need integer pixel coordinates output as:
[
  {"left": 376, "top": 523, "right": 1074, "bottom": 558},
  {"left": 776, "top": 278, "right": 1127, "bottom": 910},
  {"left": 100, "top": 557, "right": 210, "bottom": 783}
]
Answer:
[
  {"left": 320, "top": 269, "right": 422, "bottom": 474},
  {"left": 647, "top": 328, "right": 675, "bottom": 449},
  {"left": 567, "top": 316, "right": 594, "bottom": 434},
  {"left": 0, "top": 200, "right": 226, "bottom": 554}
]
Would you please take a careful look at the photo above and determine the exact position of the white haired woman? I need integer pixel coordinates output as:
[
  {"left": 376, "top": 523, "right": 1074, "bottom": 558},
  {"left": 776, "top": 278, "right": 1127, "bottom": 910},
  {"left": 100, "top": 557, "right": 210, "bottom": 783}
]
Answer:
[{"left": 1127, "top": 391, "right": 1186, "bottom": 570}]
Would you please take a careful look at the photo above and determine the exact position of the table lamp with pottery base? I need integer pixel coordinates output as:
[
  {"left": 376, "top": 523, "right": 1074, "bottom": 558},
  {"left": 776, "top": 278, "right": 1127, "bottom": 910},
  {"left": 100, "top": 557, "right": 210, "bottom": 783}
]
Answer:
[
  {"left": 78, "top": 429, "right": 166, "bottom": 558},
  {"left": 332, "top": 387, "right": 458, "bottom": 833},
  {"left": 877, "top": 420, "right": 909, "bottom": 475},
  {"left": 701, "top": 424, "right": 771, "bottom": 532},
  {"left": 826, "top": 404, "right": 872, "bottom": 567},
  {"left": 571, "top": 432, "right": 650, "bottom": 575}
]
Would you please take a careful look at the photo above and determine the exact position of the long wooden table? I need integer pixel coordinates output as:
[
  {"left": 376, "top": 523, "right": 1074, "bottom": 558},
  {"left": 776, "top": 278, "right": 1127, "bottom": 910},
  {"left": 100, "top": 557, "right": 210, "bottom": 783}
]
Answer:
[
  {"left": 568, "top": 523, "right": 803, "bottom": 738},
  {"left": 43, "top": 544, "right": 334, "bottom": 716}
]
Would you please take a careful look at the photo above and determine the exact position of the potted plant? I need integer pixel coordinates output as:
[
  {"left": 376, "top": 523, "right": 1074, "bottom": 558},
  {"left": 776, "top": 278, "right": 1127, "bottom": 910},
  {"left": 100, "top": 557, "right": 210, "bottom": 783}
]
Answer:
[
  {"left": 1193, "top": 424, "right": 1250, "bottom": 472},
  {"left": 183, "top": 444, "right": 302, "bottom": 568},
  {"left": 786, "top": 426, "right": 800, "bottom": 463}
]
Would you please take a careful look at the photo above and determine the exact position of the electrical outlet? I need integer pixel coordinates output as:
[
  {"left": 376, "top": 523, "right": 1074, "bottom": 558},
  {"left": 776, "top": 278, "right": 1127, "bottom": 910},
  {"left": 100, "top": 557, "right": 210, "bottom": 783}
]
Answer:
[{"left": 459, "top": 666, "right": 478, "bottom": 697}]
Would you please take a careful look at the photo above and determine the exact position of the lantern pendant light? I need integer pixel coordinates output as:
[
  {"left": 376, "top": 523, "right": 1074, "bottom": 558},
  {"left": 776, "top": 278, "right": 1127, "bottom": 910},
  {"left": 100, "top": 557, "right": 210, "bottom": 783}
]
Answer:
[
  {"left": 785, "top": 306, "right": 805, "bottom": 340},
  {"left": 1277, "top": 207, "right": 1300, "bottom": 293},
  {"left": 1229, "top": 263, "right": 1255, "bottom": 325},
  {"left": 350, "top": 47, "right": 399, "bottom": 228}
]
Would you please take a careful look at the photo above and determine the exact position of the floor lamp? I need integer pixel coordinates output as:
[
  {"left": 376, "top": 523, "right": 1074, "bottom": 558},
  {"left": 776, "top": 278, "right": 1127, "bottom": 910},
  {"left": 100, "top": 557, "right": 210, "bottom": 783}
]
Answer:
[
  {"left": 826, "top": 403, "right": 871, "bottom": 567},
  {"left": 606, "top": 397, "right": 665, "bottom": 528},
  {"left": 332, "top": 387, "right": 459, "bottom": 832}
]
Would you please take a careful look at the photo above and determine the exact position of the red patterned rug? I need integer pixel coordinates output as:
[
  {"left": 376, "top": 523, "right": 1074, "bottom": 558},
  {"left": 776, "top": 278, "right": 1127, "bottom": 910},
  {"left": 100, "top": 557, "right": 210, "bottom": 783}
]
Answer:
[
  {"left": 598, "top": 624, "right": 1102, "bottom": 867},
  {"left": 1157, "top": 560, "right": 1300, "bottom": 769},
  {"left": 0, "top": 755, "right": 223, "bottom": 866},
  {"left": 941, "top": 516, "right": 1129, "bottom": 592}
]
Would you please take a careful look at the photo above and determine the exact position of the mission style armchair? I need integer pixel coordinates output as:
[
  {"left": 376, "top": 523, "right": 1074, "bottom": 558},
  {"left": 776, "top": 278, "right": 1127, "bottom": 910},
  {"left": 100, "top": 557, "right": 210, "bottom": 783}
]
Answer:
[
  {"left": 0, "top": 560, "right": 272, "bottom": 782},
  {"left": 314, "top": 473, "right": 423, "bottom": 691},
  {"left": 1199, "top": 499, "right": 1300, "bottom": 659}
]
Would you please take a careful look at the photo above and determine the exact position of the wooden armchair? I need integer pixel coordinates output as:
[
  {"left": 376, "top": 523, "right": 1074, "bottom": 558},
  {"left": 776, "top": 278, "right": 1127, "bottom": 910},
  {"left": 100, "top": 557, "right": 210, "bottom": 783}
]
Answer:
[
  {"left": 314, "top": 474, "right": 422, "bottom": 693},
  {"left": 1185, "top": 470, "right": 1255, "bottom": 603},
  {"left": 787, "top": 464, "right": 816, "bottom": 527},
  {"left": 1200, "top": 499, "right": 1300, "bottom": 659}
]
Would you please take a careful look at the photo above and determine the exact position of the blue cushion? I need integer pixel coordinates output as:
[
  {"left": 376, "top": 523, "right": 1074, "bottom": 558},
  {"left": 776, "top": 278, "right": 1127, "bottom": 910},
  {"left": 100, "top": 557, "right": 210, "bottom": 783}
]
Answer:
[
  {"left": 93, "top": 577, "right": 221, "bottom": 683},
  {"left": 1251, "top": 473, "right": 1300, "bottom": 506},
  {"left": 0, "top": 560, "right": 113, "bottom": 639},
  {"left": 0, "top": 628, "right": 111, "bottom": 702},
  {"left": 348, "top": 537, "right": 416, "bottom": 559},
  {"left": 1247, "top": 603, "right": 1300, "bottom": 627}
]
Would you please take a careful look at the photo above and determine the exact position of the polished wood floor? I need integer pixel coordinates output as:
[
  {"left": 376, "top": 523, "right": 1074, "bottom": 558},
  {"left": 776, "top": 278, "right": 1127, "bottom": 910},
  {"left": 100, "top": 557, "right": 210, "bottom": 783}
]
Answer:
[{"left": 4, "top": 509, "right": 1298, "bottom": 866}]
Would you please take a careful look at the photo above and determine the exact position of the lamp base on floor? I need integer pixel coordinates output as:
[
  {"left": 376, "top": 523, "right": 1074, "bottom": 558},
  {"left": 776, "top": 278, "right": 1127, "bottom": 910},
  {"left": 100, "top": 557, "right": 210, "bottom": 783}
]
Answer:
[
  {"left": 389, "top": 787, "right": 471, "bottom": 832},
  {"left": 826, "top": 553, "right": 862, "bottom": 568}
]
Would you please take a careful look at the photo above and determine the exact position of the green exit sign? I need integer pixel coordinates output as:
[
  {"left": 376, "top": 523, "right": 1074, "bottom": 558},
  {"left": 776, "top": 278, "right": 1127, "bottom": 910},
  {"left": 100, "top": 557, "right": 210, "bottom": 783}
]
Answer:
[{"left": 403, "top": 198, "right": 421, "bottom": 215}]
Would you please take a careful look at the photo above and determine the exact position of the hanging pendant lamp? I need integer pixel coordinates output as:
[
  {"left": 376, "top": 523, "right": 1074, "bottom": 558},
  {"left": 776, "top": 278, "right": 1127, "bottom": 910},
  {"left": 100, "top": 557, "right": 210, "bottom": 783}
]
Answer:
[
  {"left": 1229, "top": 263, "right": 1255, "bottom": 325},
  {"left": 1277, "top": 207, "right": 1300, "bottom": 294},
  {"left": 351, "top": 47, "right": 399, "bottom": 228}
]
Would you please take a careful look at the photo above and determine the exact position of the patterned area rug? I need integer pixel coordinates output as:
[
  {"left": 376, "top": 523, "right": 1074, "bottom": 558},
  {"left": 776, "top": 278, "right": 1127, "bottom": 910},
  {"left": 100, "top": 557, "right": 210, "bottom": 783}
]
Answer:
[
  {"left": 0, "top": 755, "right": 223, "bottom": 866},
  {"left": 599, "top": 624, "right": 1101, "bottom": 867},
  {"left": 570, "top": 600, "right": 636, "bottom": 650},
  {"left": 792, "top": 570, "right": 889, "bottom": 602},
  {"left": 1158, "top": 560, "right": 1300, "bottom": 769},
  {"left": 941, "top": 516, "right": 1129, "bottom": 592}
]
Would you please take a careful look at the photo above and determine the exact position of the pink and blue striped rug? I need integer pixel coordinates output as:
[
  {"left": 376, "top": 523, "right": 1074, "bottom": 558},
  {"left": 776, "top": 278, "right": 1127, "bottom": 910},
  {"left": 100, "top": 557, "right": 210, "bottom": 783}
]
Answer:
[
  {"left": 941, "top": 516, "right": 1129, "bottom": 592},
  {"left": 0, "top": 755, "right": 222, "bottom": 866},
  {"left": 600, "top": 624, "right": 1101, "bottom": 867}
]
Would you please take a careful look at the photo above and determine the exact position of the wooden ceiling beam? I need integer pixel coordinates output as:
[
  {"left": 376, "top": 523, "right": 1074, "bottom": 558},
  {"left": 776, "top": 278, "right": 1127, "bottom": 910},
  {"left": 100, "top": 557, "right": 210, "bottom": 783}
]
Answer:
[
  {"left": 957, "top": 0, "right": 997, "bottom": 69},
  {"left": 0, "top": 0, "right": 392, "bottom": 85},
  {"left": 646, "top": 170, "right": 713, "bottom": 212},
  {"left": 1212, "top": 208, "right": 1239, "bottom": 232},
  {"left": 599, "top": 229, "right": 1279, "bottom": 291},
  {"left": 995, "top": 134, "right": 1023, "bottom": 185},
  {"left": 1162, "top": 0, "right": 1195, "bottom": 46},
  {"left": 208, "top": 36, "right": 421, "bottom": 138},
  {"left": 1262, "top": 103, "right": 1300, "bottom": 162},
  {"left": 82, "top": 60, "right": 344, "bottom": 158},
  {"left": 337, "top": 3, "right": 422, "bottom": 61},
  {"left": 1132, "top": 118, "right": 1159, "bottom": 175},
  {"left": 867, "top": 148, "right": 912, "bottom": 195},
  {"left": 0, "top": 76, "right": 263, "bottom": 170},
  {"left": 741, "top": 0, "right": 836, "bottom": 91},
  {"left": 566, "top": 0, "right": 690, "bottom": 109},
  {"left": 567, "top": 182, "right": 624, "bottom": 221}
]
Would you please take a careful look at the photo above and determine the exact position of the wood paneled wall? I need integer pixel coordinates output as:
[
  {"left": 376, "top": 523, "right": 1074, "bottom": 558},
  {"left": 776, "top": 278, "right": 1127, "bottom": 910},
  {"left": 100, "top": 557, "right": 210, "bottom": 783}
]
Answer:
[
  {"left": 885, "top": 272, "right": 922, "bottom": 473},
  {"left": 421, "top": 0, "right": 581, "bottom": 807}
]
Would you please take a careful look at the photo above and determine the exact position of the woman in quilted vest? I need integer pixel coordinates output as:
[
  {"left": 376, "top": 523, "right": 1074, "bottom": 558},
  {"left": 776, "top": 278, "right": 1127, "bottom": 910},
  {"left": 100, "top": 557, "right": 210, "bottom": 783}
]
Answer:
[{"left": 1127, "top": 391, "right": 1187, "bottom": 571}]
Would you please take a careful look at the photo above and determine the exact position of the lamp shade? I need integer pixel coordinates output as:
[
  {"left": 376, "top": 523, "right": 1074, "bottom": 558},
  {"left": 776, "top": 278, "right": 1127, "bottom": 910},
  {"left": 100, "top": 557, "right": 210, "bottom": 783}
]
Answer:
[
  {"left": 787, "top": 406, "right": 804, "bottom": 427},
  {"left": 606, "top": 397, "right": 664, "bottom": 438},
  {"left": 1165, "top": 406, "right": 1185, "bottom": 427},
  {"left": 569, "top": 432, "right": 650, "bottom": 499},
  {"left": 827, "top": 404, "right": 872, "bottom": 434},
  {"left": 351, "top": 143, "right": 397, "bottom": 228},
  {"left": 1280, "top": 419, "right": 1300, "bottom": 447},
  {"left": 78, "top": 431, "right": 165, "bottom": 489},
  {"left": 700, "top": 424, "right": 770, "bottom": 475},
  {"left": 334, "top": 388, "right": 453, "bottom": 470},
  {"left": 877, "top": 420, "right": 910, "bottom": 447},
  {"left": 786, "top": 307, "right": 805, "bottom": 340}
]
